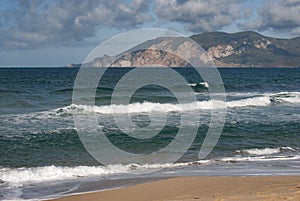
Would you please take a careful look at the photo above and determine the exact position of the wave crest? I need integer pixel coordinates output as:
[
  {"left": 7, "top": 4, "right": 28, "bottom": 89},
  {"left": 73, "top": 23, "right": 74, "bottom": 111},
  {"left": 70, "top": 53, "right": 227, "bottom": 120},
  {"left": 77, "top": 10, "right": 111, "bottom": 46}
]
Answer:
[
  {"left": 188, "top": 82, "right": 209, "bottom": 88},
  {"left": 0, "top": 162, "right": 209, "bottom": 185},
  {"left": 67, "top": 92, "right": 300, "bottom": 114},
  {"left": 236, "top": 147, "right": 295, "bottom": 156}
]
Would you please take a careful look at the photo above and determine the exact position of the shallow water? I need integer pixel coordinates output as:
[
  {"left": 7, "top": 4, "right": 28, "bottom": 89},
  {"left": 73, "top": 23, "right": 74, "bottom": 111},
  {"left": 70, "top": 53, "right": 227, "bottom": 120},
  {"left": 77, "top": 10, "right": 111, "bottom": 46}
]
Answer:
[{"left": 0, "top": 67, "right": 299, "bottom": 200}]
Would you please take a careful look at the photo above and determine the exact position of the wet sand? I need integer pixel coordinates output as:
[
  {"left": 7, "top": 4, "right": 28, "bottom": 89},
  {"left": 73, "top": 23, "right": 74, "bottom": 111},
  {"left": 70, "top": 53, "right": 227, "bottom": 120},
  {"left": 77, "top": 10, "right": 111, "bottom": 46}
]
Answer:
[{"left": 48, "top": 176, "right": 300, "bottom": 201}]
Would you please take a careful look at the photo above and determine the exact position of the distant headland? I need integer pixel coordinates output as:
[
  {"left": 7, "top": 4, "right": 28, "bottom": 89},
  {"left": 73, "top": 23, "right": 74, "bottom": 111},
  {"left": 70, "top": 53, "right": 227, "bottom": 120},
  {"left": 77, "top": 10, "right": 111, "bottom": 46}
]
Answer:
[{"left": 66, "top": 31, "right": 300, "bottom": 68}]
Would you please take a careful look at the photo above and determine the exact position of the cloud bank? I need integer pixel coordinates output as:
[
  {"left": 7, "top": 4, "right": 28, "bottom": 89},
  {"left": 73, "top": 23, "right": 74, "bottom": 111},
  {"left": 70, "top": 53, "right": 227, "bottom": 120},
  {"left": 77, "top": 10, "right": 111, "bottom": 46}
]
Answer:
[
  {"left": 0, "top": 0, "right": 152, "bottom": 49},
  {"left": 0, "top": 0, "right": 299, "bottom": 50},
  {"left": 153, "top": 0, "right": 243, "bottom": 32}
]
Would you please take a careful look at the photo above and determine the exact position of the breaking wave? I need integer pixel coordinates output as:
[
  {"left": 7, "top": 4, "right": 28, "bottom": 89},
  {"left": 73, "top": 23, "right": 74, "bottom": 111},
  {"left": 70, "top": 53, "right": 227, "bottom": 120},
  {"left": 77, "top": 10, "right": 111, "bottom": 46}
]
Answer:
[
  {"left": 236, "top": 147, "right": 296, "bottom": 156},
  {"left": 66, "top": 92, "right": 299, "bottom": 114},
  {"left": 188, "top": 82, "right": 209, "bottom": 88},
  {"left": 1, "top": 150, "right": 298, "bottom": 186},
  {"left": 0, "top": 162, "right": 208, "bottom": 185}
]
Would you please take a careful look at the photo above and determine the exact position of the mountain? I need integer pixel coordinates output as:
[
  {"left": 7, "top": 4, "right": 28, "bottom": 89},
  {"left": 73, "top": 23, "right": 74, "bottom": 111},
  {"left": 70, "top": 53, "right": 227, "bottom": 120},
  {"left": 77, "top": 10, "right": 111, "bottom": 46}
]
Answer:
[
  {"left": 190, "top": 31, "right": 300, "bottom": 67},
  {"left": 80, "top": 31, "right": 300, "bottom": 67}
]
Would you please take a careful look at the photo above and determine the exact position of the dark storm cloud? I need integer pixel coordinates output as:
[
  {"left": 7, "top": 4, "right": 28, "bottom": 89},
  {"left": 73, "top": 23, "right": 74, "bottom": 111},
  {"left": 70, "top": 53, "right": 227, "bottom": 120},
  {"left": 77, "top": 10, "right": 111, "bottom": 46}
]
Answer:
[{"left": 0, "top": 0, "right": 152, "bottom": 49}]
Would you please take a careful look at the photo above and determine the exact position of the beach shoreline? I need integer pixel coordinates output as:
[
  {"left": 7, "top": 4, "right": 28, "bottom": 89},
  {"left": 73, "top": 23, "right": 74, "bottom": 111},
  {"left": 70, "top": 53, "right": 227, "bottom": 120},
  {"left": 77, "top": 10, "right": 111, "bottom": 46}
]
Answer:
[{"left": 47, "top": 176, "right": 300, "bottom": 201}]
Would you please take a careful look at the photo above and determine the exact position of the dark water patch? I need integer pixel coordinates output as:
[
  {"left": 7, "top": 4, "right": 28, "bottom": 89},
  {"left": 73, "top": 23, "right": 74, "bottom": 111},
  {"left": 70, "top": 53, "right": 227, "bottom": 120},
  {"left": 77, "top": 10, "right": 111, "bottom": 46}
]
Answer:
[{"left": 0, "top": 129, "right": 99, "bottom": 168}]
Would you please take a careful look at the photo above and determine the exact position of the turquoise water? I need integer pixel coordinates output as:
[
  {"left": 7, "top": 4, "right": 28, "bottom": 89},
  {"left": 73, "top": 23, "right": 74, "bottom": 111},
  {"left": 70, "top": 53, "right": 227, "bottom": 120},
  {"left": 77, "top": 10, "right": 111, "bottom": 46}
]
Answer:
[{"left": 0, "top": 68, "right": 299, "bottom": 200}]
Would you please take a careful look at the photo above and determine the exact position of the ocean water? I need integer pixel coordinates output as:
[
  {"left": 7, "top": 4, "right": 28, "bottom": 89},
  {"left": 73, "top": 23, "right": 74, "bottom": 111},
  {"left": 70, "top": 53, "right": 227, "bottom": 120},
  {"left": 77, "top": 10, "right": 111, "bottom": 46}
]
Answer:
[{"left": 0, "top": 67, "right": 299, "bottom": 200}]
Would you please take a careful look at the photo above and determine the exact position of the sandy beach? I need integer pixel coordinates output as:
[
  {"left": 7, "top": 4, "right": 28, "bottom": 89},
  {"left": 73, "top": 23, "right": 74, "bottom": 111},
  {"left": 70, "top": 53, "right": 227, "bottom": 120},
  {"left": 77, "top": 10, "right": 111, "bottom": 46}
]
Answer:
[{"left": 48, "top": 176, "right": 300, "bottom": 201}]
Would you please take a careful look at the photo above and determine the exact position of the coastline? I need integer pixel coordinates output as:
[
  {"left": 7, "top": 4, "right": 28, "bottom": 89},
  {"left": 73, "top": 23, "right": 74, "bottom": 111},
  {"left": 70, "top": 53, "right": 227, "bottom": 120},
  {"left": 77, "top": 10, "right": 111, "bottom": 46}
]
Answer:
[{"left": 47, "top": 176, "right": 300, "bottom": 201}]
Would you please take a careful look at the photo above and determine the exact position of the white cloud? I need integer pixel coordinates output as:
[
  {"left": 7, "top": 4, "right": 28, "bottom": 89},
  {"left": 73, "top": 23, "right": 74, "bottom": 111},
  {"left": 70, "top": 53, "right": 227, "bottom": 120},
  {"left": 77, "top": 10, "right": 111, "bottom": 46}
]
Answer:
[
  {"left": 242, "top": 0, "right": 300, "bottom": 35},
  {"left": 154, "top": 0, "right": 243, "bottom": 32},
  {"left": 1, "top": 0, "right": 299, "bottom": 50},
  {"left": 0, "top": 0, "right": 152, "bottom": 49}
]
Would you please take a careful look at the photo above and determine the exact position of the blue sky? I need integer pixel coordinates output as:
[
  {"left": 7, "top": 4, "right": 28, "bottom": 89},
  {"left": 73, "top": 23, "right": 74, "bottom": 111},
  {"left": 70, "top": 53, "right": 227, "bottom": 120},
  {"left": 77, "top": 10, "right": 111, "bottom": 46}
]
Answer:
[{"left": 0, "top": 0, "right": 299, "bottom": 66}]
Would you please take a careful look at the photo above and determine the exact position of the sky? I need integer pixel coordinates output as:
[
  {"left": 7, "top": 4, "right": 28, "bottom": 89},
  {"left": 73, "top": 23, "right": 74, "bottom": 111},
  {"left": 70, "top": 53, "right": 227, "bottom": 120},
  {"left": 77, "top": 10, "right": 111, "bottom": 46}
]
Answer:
[{"left": 0, "top": 0, "right": 299, "bottom": 67}]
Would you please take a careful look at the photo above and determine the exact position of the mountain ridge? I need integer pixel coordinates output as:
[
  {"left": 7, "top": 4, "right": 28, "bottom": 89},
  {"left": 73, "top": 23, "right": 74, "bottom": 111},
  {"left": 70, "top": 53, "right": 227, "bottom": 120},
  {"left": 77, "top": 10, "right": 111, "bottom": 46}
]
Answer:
[
  {"left": 67, "top": 31, "right": 300, "bottom": 67},
  {"left": 190, "top": 31, "right": 300, "bottom": 67}
]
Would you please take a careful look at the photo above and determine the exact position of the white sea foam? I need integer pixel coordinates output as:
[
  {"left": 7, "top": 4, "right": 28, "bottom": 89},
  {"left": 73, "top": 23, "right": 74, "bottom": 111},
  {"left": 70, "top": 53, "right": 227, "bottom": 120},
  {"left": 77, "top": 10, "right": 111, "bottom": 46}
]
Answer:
[
  {"left": 227, "top": 96, "right": 271, "bottom": 107},
  {"left": 68, "top": 92, "right": 299, "bottom": 115},
  {"left": 188, "top": 83, "right": 197, "bottom": 87},
  {"left": 68, "top": 96, "right": 272, "bottom": 115},
  {"left": 270, "top": 92, "right": 300, "bottom": 104},
  {"left": 2, "top": 92, "right": 298, "bottom": 121},
  {"left": 188, "top": 82, "right": 209, "bottom": 88},
  {"left": 1, "top": 151, "right": 298, "bottom": 187},
  {"left": 0, "top": 161, "right": 211, "bottom": 185},
  {"left": 236, "top": 147, "right": 295, "bottom": 156},
  {"left": 219, "top": 155, "right": 300, "bottom": 163},
  {"left": 0, "top": 165, "right": 131, "bottom": 185}
]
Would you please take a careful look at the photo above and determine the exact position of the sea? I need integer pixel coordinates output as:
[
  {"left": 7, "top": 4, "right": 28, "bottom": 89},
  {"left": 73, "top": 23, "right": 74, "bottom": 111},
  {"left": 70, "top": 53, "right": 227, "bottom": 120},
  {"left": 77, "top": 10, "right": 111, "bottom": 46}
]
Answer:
[{"left": 0, "top": 67, "right": 299, "bottom": 200}]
